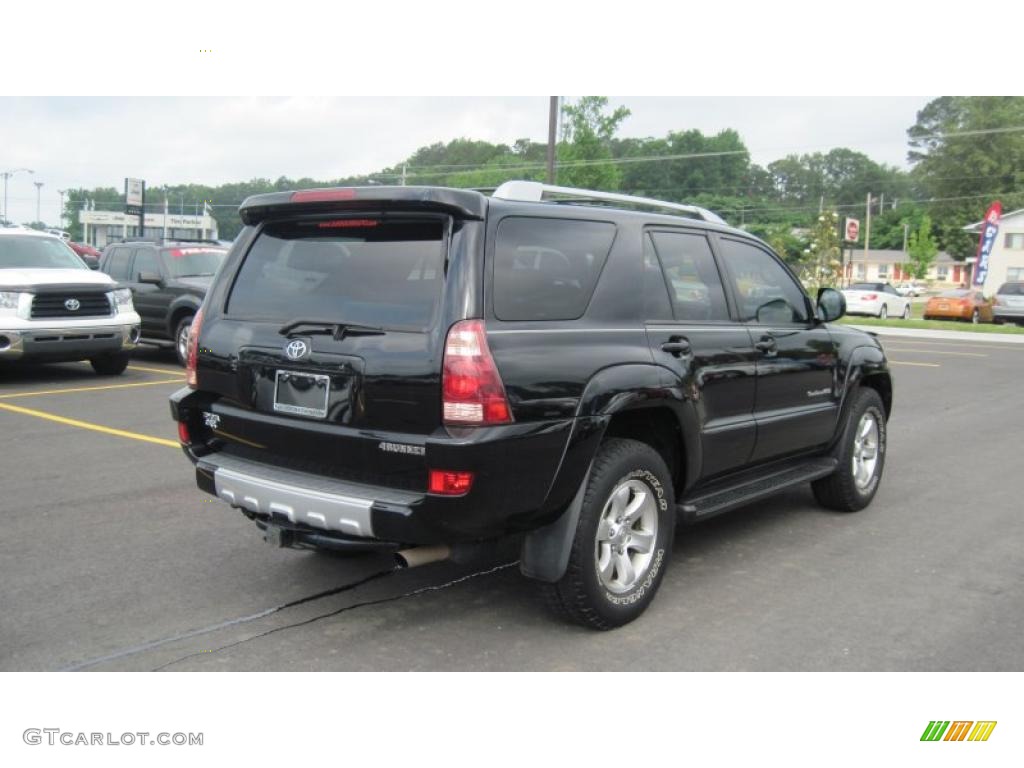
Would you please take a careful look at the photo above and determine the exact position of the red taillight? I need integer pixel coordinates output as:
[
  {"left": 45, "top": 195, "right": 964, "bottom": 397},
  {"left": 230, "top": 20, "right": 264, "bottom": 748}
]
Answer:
[
  {"left": 442, "top": 319, "right": 512, "bottom": 426},
  {"left": 428, "top": 470, "right": 474, "bottom": 496},
  {"left": 318, "top": 219, "right": 378, "bottom": 229},
  {"left": 291, "top": 188, "right": 357, "bottom": 203},
  {"left": 186, "top": 308, "right": 204, "bottom": 388},
  {"left": 178, "top": 421, "right": 191, "bottom": 445},
  {"left": 863, "top": 293, "right": 878, "bottom": 301}
]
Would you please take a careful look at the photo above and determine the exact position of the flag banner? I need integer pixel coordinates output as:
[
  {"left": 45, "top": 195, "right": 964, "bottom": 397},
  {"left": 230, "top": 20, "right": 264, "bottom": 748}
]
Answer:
[{"left": 973, "top": 201, "right": 1001, "bottom": 287}]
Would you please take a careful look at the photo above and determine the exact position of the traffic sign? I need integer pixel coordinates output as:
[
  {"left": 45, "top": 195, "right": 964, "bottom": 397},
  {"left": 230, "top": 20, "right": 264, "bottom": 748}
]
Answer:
[{"left": 844, "top": 217, "right": 860, "bottom": 242}]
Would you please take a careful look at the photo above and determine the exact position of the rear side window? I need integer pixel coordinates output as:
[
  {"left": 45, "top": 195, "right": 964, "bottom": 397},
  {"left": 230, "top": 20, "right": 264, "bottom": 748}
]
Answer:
[
  {"left": 104, "top": 247, "right": 132, "bottom": 279},
  {"left": 227, "top": 218, "right": 445, "bottom": 330},
  {"left": 132, "top": 248, "right": 162, "bottom": 280},
  {"left": 650, "top": 231, "right": 729, "bottom": 322},
  {"left": 493, "top": 217, "right": 615, "bottom": 321}
]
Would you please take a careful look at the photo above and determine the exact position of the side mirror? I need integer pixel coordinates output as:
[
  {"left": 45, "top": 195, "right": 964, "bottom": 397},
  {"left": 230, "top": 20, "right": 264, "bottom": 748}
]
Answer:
[
  {"left": 138, "top": 271, "right": 162, "bottom": 285},
  {"left": 817, "top": 287, "right": 846, "bottom": 322}
]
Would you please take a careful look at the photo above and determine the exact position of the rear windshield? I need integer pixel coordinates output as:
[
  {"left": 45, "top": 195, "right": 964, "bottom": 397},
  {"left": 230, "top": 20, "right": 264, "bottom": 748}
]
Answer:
[
  {"left": 0, "top": 235, "right": 88, "bottom": 270},
  {"left": 997, "top": 282, "right": 1024, "bottom": 295},
  {"left": 227, "top": 218, "right": 445, "bottom": 330},
  {"left": 162, "top": 246, "right": 227, "bottom": 278},
  {"left": 938, "top": 289, "right": 969, "bottom": 298},
  {"left": 493, "top": 217, "right": 615, "bottom": 321},
  {"left": 849, "top": 283, "right": 884, "bottom": 291}
]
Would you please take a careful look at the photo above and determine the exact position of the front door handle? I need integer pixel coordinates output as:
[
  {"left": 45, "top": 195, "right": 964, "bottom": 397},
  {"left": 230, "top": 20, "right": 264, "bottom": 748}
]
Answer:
[
  {"left": 754, "top": 335, "right": 777, "bottom": 356},
  {"left": 661, "top": 337, "right": 691, "bottom": 357}
]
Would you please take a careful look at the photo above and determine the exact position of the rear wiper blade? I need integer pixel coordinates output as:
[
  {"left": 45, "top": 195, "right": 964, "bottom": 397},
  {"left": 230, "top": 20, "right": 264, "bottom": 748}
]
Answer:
[{"left": 278, "top": 319, "right": 386, "bottom": 339}]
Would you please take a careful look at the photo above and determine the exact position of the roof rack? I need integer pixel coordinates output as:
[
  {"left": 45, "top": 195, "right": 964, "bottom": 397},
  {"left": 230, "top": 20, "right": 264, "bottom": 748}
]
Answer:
[{"left": 492, "top": 180, "right": 727, "bottom": 225}]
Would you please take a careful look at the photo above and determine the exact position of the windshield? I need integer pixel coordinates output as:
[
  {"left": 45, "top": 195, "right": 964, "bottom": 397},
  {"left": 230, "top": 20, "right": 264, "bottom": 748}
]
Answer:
[
  {"left": 226, "top": 218, "right": 445, "bottom": 330},
  {"left": 0, "top": 235, "right": 88, "bottom": 270},
  {"left": 938, "top": 289, "right": 970, "bottom": 298},
  {"left": 163, "top": 246, "right": 228, "bottom": 277}
]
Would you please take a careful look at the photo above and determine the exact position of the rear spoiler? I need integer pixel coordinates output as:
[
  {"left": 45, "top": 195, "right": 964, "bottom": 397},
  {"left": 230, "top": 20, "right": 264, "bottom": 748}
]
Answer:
[{"left": 238, "top": 186, "right": 488, "bottom": 225}]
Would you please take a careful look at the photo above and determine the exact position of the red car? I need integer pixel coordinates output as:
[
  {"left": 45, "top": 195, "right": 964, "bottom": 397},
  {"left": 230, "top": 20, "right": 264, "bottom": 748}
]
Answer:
[{"left": 68, "top": 240, "right": 102, "bottom": 268}]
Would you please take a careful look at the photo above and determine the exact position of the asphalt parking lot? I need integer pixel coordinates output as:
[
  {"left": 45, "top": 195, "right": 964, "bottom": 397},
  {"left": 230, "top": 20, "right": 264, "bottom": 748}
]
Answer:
[{"left": 2, "top": 336, "right": 1022, "bottom": 672}]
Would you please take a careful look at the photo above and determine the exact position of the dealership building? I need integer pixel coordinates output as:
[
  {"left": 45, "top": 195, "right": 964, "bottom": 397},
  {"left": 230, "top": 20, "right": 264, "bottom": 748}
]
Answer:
[
  {"left": 78, "top": 210, "right": 219, "bottom": 248},
  {"left": 963, "top": 208, "right": 1024, "bottom": 294}
]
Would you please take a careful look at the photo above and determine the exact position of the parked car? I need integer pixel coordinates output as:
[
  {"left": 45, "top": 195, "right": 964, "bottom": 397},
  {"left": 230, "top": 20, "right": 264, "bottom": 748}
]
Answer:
[
  {"left": 841, "top": 282, "right": 913, "bottom": 319},
  {"left": 99, "top": 240, "right": 228, "bottom": 365},
  {"left": 992, "top": 282, "right": 1024, "bottom": 326},
  {"left": 68, "top": 241, "right": 102, "bottom": 269},
  {"left": 0, "top": 228, "right": 141, "bottom": 374},
  {"left": 169, "top": 181, "right": 892, "bottom": 629},
  {"left": 894, "top": 281, "right": 927, "bottom": 297},
  {"left": 923, "top": 289, "right": 993, "bottom": 323}
]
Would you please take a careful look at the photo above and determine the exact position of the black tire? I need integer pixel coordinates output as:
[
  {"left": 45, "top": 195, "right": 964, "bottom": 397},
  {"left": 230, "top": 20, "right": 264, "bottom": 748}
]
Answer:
[
  {"left": 971, "top": 309, "right": 980, "bottom": 324},
  {"left": 542, "top": 438, "right": 675, "bottom": 630},
  {"left": 902, "top": 303, "right": 911, "bottom": 320},
  {"left": 174, "top": 315, "right": 194, "bottom": 367},
  {"left": 812, "top": 387, "right": 886, "bottom": 512},
  {"left": 878, "top": 304, "right": 888, "bottom": 320},
  {"left": 90, "top": 353, "right": 130, "bottom": 376}
]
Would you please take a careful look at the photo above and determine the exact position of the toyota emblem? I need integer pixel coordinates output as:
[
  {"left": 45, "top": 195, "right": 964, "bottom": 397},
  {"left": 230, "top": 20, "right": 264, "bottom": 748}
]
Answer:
[
  {"left": 285, "top": 339, "right": 309, "bottom": 360},
  {"left": 64, "top": 298, "right": 81, "bottom": 311}
]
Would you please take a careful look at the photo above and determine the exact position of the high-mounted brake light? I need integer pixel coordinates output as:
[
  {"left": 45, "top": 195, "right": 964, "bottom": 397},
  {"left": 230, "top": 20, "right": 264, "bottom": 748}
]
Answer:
[
  {"left": 291, "top": 188, "right": 357, "bottom": 203},
  {"left": 318, "top": 219, "right": 379, "bottom": 229},
  {"left": 428, "top": 470, "right": 474, "bottom": 496},
  {"left": 442, "top": 319, "right": 512, "bottom": 426},
  {"left": 185, "top": 308, "right": 204, "bottom": 388}
]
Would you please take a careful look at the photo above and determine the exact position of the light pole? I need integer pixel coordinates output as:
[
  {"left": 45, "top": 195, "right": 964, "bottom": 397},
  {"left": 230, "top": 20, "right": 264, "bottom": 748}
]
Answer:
[
  {"left": 57, "top": 189, "right": 67, "bottom": 227},
  {"left": 1, "top": 167, "right": 35, "bottom": 223},
  {"left": 34, "top": 181, "right": 44, "bottom": 224}
]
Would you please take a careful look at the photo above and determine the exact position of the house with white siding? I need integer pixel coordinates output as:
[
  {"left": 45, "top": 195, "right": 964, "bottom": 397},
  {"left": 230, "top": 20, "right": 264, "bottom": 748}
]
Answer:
[{"left": 963, "top": 208, "right": 1024, "bottom": 294}]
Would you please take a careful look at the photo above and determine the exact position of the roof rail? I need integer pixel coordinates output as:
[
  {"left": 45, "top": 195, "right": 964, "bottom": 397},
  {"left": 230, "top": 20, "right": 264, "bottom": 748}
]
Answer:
[{"left": 492, "top": 180, "right": 726, "bottom": 225}]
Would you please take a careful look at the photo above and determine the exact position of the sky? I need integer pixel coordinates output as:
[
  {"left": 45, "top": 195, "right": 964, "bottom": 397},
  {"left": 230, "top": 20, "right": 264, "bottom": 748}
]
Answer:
[{"left": 0, "top": 96, "right": 930, "bottom": 228}]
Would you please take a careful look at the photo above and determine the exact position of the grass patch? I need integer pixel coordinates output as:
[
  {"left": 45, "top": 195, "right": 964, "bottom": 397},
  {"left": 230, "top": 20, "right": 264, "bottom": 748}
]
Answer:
[{"left": 838, "top": 316, "right": 1024, "bottom": 334}]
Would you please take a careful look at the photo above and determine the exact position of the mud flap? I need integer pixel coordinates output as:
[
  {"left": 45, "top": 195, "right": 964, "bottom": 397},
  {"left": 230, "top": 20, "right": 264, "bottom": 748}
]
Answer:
[{"left": 519, "top": 467, "right": 591, "bottom": 583}]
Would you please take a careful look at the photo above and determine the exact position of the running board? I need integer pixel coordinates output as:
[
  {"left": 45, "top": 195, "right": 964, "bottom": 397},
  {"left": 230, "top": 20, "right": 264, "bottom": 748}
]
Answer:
[{"left": 677, "top": 457, "right": 838, "bottom": 522}]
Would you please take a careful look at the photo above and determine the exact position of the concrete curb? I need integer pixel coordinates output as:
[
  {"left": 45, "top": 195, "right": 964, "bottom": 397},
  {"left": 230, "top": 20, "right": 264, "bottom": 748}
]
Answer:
[{"left": 847, "top": 325, "right": 1024, "bottom": 345}]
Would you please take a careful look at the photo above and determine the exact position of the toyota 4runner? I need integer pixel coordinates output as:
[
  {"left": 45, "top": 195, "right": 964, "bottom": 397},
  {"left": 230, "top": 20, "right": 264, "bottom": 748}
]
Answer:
[
  {"left": 170, "top": 181, "right": 892, "bottom": 629},
  {"left": 1, "top": 227, "right": 141, "bottom": 374}
]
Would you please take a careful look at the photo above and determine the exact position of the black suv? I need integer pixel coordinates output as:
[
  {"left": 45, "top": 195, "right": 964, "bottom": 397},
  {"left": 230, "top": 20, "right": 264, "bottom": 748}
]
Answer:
[
  {"left": 100, "top": 240, "right": 228, "bottom": 364},
  {"left": 169, "top": 182, "right": 892, "bottom": 629}
]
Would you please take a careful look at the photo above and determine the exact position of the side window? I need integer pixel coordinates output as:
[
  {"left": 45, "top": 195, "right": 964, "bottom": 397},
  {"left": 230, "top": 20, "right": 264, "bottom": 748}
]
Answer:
[
  {"left": 642, "top": 234, "right": 673, "bottom": 321},
  {"left": 719, "top": 238, "right": 809, "bottom": 324},
  {"left": 132, "top": 248, "right": 162, "bottom": 280},
  {"left": 493, "top": 217, "right": 615, "bottom": 321},
  {"left": 104, "top": 247, "right": 132, "bottom": 280},
  {"left": 650, "top": 231, "right": 729, "bottom": 322}
]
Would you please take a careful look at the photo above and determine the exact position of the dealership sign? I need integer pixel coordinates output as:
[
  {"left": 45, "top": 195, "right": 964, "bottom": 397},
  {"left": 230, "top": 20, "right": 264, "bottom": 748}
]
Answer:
[
  {"left": 125, "top": 177, "right": 145, "bottom": 217},
  {"left": 972, "top": 201, "right": 1002, "bottom": 287},
  {"left": 844, "top": 217, "right": 860, "bottom": 242}
]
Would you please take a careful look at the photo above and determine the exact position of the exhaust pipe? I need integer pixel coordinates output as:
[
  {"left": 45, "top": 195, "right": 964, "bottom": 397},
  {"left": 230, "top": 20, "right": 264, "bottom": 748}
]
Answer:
[{"left": 394, "top": 544, "right": 451, "bottom": 569}]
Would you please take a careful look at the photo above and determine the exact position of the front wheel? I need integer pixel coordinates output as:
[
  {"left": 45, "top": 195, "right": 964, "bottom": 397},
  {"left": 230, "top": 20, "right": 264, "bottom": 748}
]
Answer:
[
  {"left": 902, "top": 304, "right": 911, "bottom": 320},
  {"left": 90, "top": 353, "right": 130, "bottom": 376},
  {"left": 812, "top": 387, "right": 886, "bottom": 512},
  {"left": 174, "top": 315, "right": 194, "bottom": 367},
  {"left": 878, "top": 304, "right": 888, "bottom": 320},
  {"left": 542, "top": 438, "right": 675, "bottom": 630},
  {"left": 971, "top": 309, "right": 980, "bottom": 324}
]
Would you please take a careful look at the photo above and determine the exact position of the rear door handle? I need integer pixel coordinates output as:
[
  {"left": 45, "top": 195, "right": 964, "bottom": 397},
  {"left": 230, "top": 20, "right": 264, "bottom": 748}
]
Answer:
[
  {"left": 661, "top": 337, "right": 691, "bottom": 357},
  {"left": 754, "top": 336, "right": 777, "bottom": 356}
]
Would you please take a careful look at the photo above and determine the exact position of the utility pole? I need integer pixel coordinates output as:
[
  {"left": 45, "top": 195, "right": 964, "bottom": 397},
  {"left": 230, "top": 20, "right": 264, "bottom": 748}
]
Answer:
[
  {"left": 34, "top": 181, "right": 44, "bottom": 224},
  {"left": 1, "top": 167, "right": 34, "bottom": 223},
  {"left": 400, "top": 164, "right": 407, "bottom": 186},
  {"left": 546, "top": 96, "right": 559, "bottom": 184},
  {"left": 902, "top": 223, "right": 909, "bottom": 254},
  {"left": 57, "top": 189, "right": 67, "bottom": 227},
  {"left": 863, "top": 192, "right": 873, "bottom": 279}
]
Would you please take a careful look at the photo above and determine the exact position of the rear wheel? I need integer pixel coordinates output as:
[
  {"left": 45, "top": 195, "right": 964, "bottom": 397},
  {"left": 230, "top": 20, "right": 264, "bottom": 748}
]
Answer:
[
  {"left": 878, "top": 304, "right": 888, "bottom": 320},
  {"left": 812, "top": 387, "right": 886, "bottom": 512},
  {"left": 971, "top": 309, "right": 980, "bottom": 324},
  {"left": 542, "top": 438, "right": 675, "bottom": 630},
  {"left": 174, "top": 315, "right": 194, "bottom": 367},
  {"left": 90, "top": 353, "right": 130, "bottom": 376}
]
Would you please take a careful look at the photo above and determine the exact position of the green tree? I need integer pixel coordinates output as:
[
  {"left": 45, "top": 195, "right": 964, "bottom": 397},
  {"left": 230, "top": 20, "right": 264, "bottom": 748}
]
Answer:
[
  {"left": 556, "top": 96, "right": 630, "bottom": 189},
  {"left": 800, "top": 210, "right": 843, "bottom": 291},
  {"left": 907, "top": 96, "right": 1024, "bottom": 257},
  {"left": 903, "top": 215, "right": 938, "bottom": 279}
]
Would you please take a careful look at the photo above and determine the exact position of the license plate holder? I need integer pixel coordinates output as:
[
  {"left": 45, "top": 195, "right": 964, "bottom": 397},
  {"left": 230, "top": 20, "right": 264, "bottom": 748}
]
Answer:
[{"left": 273, "top": 369, "right": 331, "bottom": 419}]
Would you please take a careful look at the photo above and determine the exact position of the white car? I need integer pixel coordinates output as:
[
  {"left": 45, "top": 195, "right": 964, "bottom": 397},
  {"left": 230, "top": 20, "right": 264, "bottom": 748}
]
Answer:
[
  {"left": 1, "top": 228, "right": 141, "bottom": 374},
  {"left": 841, "top": 282, "right": 912, "bottom": 320},
  {"left": 893, "top": 281, "right": 927, "bottom": 297}
]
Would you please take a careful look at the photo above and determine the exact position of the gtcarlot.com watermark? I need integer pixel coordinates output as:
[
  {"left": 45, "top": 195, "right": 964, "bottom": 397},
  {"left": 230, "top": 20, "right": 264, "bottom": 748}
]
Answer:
[{"left": 23, "top": 729, "right": 203, "bottom": 747}]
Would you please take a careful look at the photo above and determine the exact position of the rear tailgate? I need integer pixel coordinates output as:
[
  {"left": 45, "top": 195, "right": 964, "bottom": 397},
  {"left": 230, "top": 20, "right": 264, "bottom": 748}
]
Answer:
[{"left": 192, "top": 204, "right": 480, "bottom": 492}]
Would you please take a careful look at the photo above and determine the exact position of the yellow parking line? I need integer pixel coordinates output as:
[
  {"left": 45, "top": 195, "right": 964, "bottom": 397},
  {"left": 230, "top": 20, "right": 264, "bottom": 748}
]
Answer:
[
  {"left": 884, "top": 347, "right": 988, "bottom": 357},
  {"left": 888, "top": 360, "right": 940, "bottom": 367},
  {"left": 0, "top": 402, "right": 179, "bottom": 448},
  {"left": 0, "top": 378, "right": 182, "bottom": 400},
  {"left": 127, "top": 364, "right": 183, "bottom": 375}
]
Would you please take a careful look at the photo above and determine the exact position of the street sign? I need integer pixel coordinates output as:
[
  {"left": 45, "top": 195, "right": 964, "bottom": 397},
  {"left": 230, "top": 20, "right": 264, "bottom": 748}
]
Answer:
[{"left": 844, "top": 217, "right": 860, "bottom": 243}]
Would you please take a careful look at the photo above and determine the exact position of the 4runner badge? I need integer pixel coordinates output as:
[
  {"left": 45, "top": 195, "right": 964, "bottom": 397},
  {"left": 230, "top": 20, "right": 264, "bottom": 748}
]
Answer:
[{"left": 378, "top": 441, "right": 425, "bottom": 456}]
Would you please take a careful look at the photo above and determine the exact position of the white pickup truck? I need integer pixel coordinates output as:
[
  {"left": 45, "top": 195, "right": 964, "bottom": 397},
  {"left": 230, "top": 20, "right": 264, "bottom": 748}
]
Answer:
[{"left": 0, "top": 227, "right": 141, "bottom": 374}]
